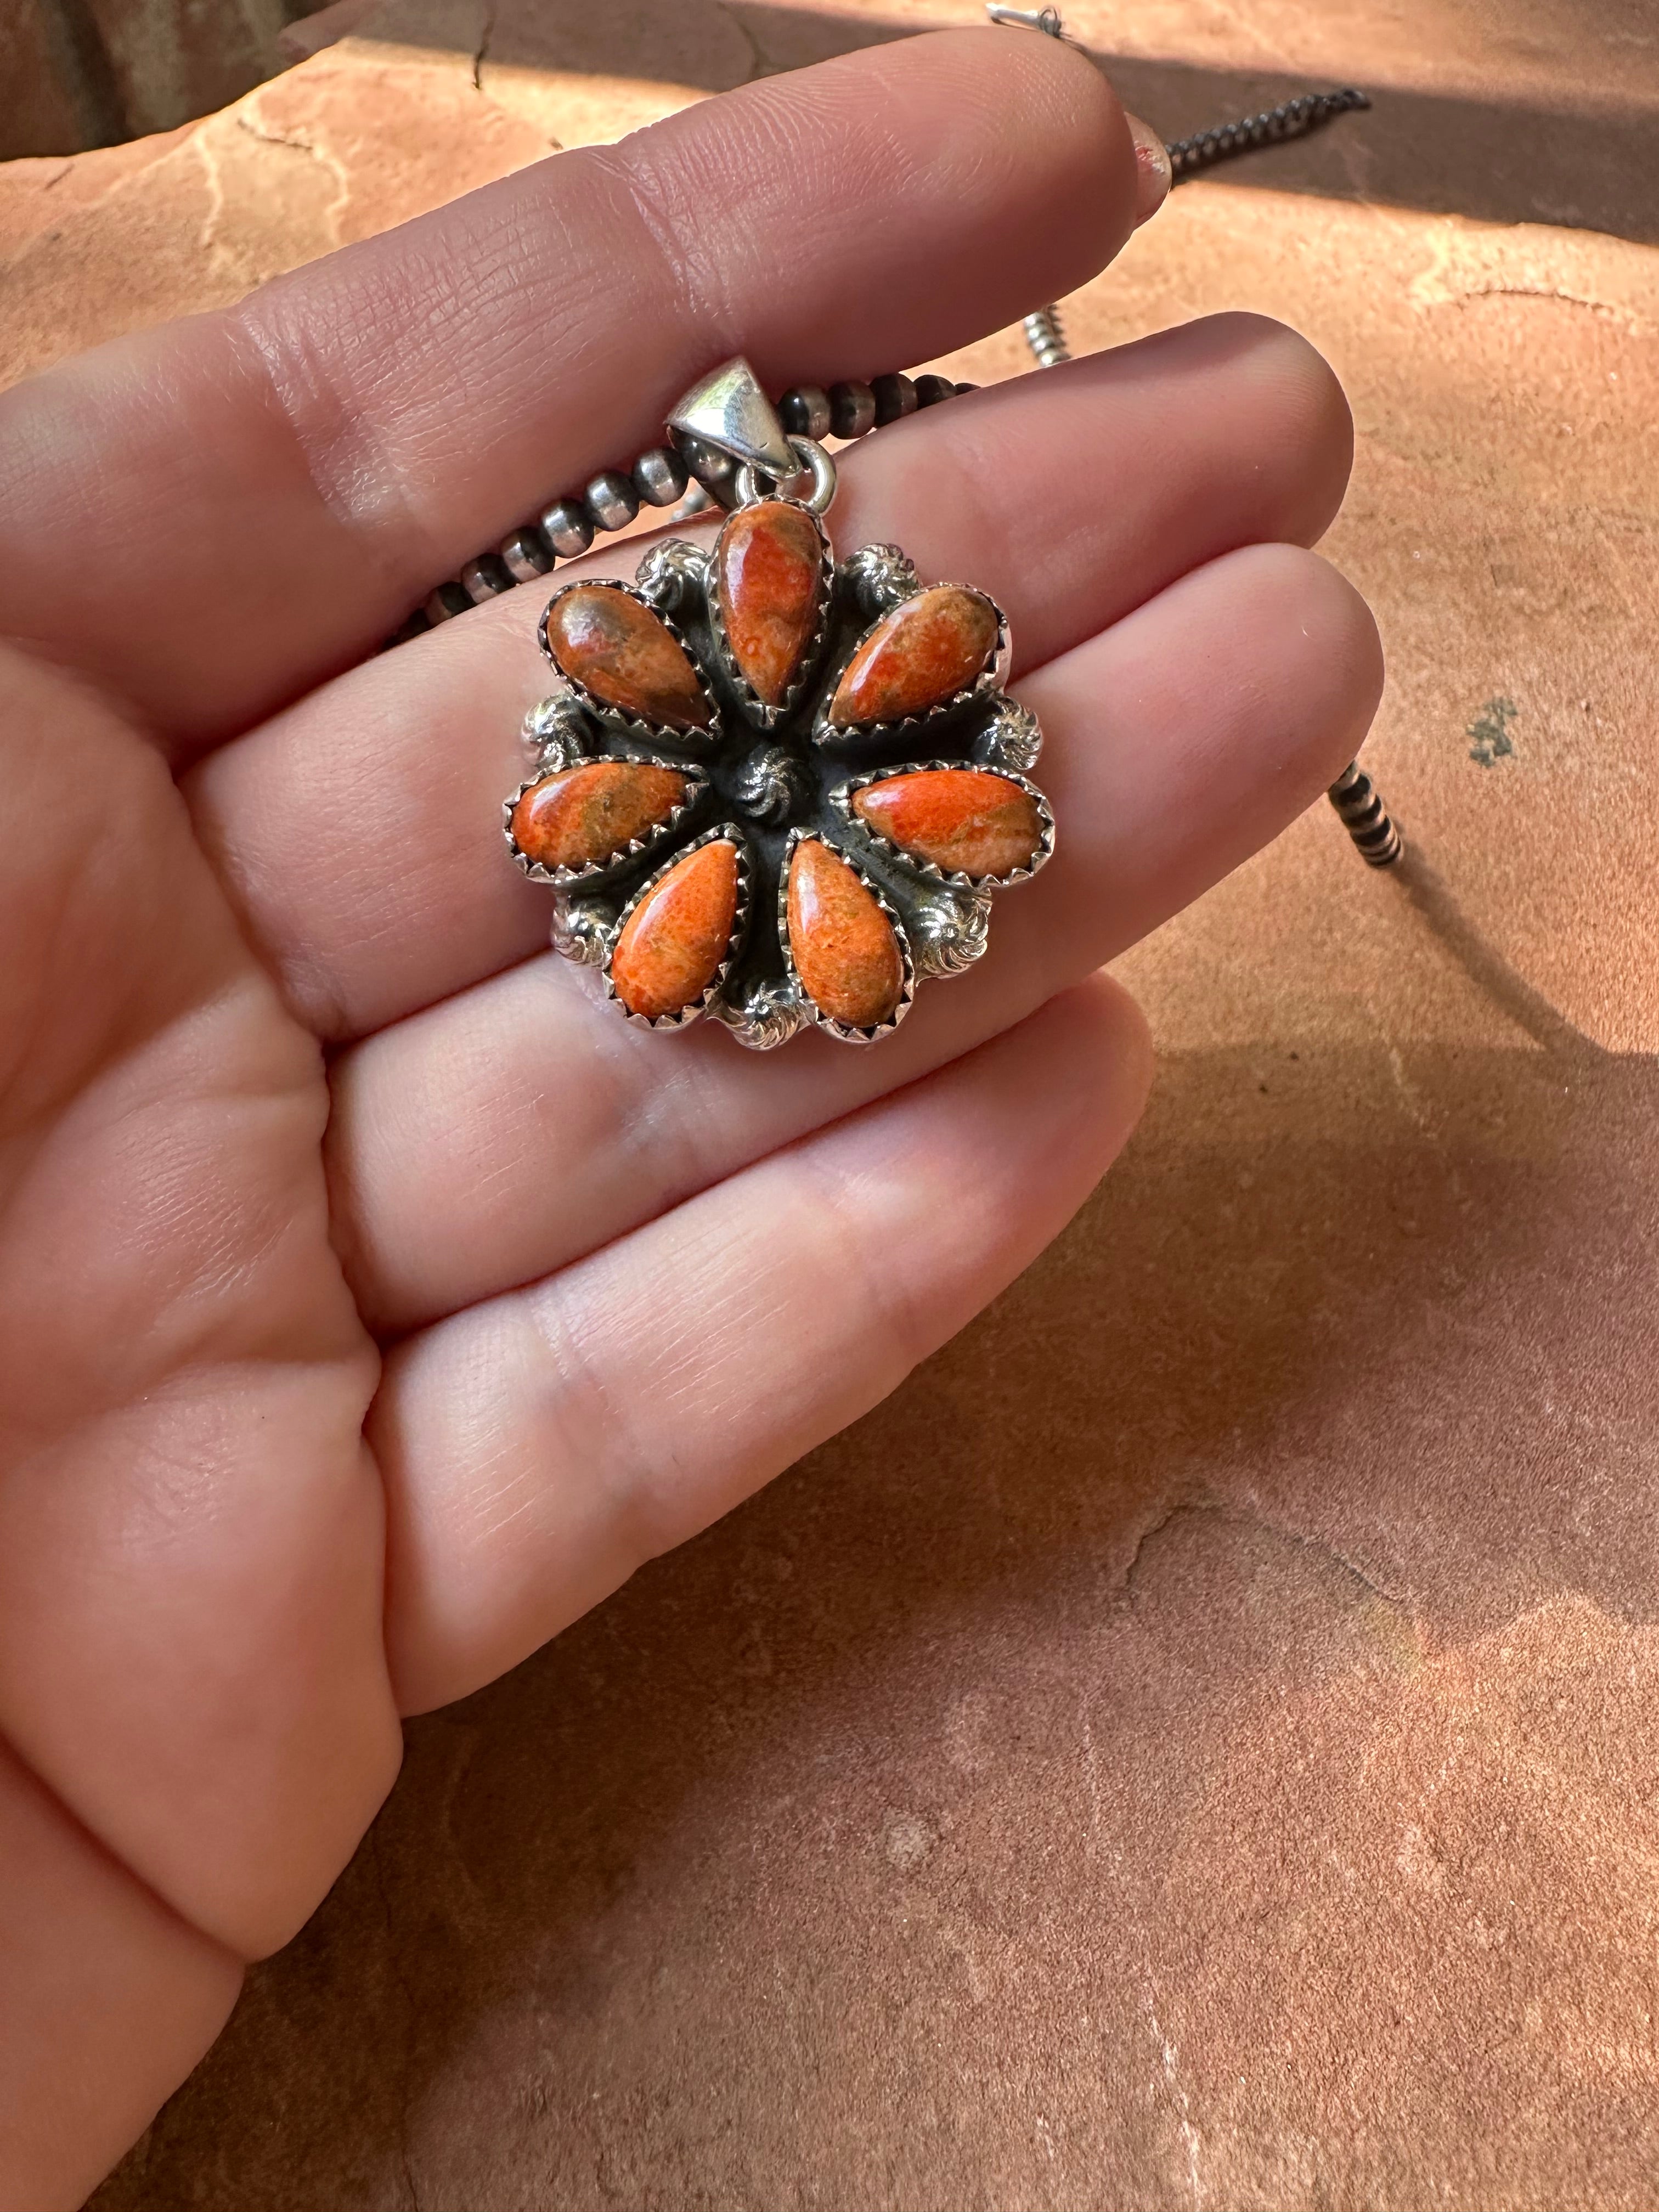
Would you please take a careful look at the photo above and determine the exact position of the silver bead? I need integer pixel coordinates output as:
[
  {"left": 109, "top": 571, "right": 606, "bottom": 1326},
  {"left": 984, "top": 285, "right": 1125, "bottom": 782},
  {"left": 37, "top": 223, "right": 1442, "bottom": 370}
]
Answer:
[
  {"left": 585, "top": 469, "right": 639, "bottom": 533},
  {"left": 674, "top": 432, "right": 737, "bottom": 490},
  {"left": 500, "top": 527, "right": 553, "bottom": 584},
  {"left": 633, "top": 444, "right": 690, "bottom": 507},
  {"left": 871, "top": 372, "right": 917, "bottom": 426},
  {"left": 1023, "top": 306, "right": 1071, "bottom": 370},
  {"left": 830, "top": 380, "right": 877, "bottom": 439},
  {"left": 540, "top": 498, "right": 594, "bottom": 558},
  {"left": 780, "top": 385, "right": 832, "bottom": 441},
  {"left": 423, "top": 582, "right": 470, "bottom": 625},
  {"left": 460, "top": 556, "right": 511, "bottom": 605},
  {"left": 1328, "top": 759, "right": 1403, "bottom": 866}
]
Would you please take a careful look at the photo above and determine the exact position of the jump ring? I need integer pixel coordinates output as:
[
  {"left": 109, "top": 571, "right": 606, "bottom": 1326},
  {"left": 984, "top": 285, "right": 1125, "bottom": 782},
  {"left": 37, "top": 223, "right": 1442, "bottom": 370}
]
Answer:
[{"left": 733, "top": 435, "right": 837, "bottom": 515}]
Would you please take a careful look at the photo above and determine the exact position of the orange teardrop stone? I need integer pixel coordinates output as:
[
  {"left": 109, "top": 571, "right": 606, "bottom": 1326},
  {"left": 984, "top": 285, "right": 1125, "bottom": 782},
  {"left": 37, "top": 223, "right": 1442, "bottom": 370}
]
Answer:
[
  {"left": 716, "top": 500, "right": 825, "bottom": 706},
  {"left": 512, "top": 760, "right": 690, "bottom": 871},
  {"left": 852, "top": 768, "right": 1043, "bottom": 878},
  {"left": 544, "top": 584, "right": 712, "bottom": 731},
  {"left": 827, "top": 585, "right": 999, "bottom": 727},
  {"left": 612, "top": 840, "right": 740, "bottom": 1019},
  {"left": 787, "top": 839, "right": 904, "bottom": 1029}
]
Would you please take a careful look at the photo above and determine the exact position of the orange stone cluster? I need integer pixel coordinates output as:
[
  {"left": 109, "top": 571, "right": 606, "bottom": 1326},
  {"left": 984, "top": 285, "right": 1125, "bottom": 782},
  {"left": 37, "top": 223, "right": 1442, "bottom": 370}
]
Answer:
[{"left": 511, "top": 499, "right": 1050, "bottom": 1040}]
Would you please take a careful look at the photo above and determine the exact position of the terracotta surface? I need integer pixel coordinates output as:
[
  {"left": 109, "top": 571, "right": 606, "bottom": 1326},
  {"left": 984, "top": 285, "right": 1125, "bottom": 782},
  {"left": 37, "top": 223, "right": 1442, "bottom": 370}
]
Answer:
[
  {"left": 509, "top": 762, "right": 691, "bottom": 875},
  {"left": 0, "top": 0, "right": 1650, "bottom": 2203},
  {"left": 544, "top": 585, "right": 713, "bottom": 734},
  {"left": 855, "top": 767, "right": 1047, "bottom": 879},
  {"left": 787, "top": 838, "right": 907, "bottom": 1030},
  {"left": 611, "top": 839, "right": 741, "bottom": 1020},
  {"left": 716, "top": 501, "right": 827, "bottom": 707},
  {"left": 830, "top": 584, "right": 1001, "bottom": 726},
  {"left": 1, "top": 0, "right": 326, "bottom": 161}
]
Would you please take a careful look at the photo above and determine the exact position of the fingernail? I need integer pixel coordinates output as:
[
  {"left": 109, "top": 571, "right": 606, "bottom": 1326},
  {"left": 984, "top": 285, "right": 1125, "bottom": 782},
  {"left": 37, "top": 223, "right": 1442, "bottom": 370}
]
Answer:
[{"left": 1127, "top": 113, "right": 1172, "bottom": 226}]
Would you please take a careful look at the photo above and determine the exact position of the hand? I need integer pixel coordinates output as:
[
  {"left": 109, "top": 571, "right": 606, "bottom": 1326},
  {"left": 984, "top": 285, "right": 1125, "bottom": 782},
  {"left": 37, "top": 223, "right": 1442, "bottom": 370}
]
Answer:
[{"left": 0, "top": 26, "right": 1379, "bottom": 2205}]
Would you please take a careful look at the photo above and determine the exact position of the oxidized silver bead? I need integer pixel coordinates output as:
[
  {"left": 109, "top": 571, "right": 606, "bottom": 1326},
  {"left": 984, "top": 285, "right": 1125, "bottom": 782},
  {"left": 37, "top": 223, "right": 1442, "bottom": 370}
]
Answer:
[
  {"left": 540, "top": 498, "right": 595, "bottom": 558},
  {"left": 633, "top": 444, "right": 690, "bottom": 507},
  {"left": 674, "top": 432, "right": 737, "bottom": 490},
  {"left": 871, "top": 372, "right": 917, "bottom": 426},
  {"left": 500, "top": 527, "right": 553, "bottom": 584},
  {"left": 585, "top": 470, "right": 640, "bottom": 533},
  {"left": 829, "top": 380, "right": 877, "bottom": 438},
  {"left": 424, "top": 580, "right": 472, "bottom": 625},
  {"left": 780, "top": 385, "right": 832, "bottom": 441},
  {"left": 460, "top": 556, "right": 511, "bottom": 605}
]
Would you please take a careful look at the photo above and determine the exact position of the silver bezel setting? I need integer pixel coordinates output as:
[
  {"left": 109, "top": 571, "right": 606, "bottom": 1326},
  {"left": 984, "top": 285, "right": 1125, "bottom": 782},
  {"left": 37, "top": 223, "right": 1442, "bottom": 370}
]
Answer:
[
  {"left": 506, "top": 441, "right": 1052, "bottom": 1050},
  {"left": 602, "top": 822, "right": 752, "bottom": 1032},
  {"left": 812, "top": 586, "right": 1012, "bottom": 748},
  {"left": 706, "top": 496, "right": 836, "bottom": 731},
  {"left": 538, "top": 578, "right": 724, "bottom": 746},
  {"left": 504, "top": 757, "right": 710, "bottom": 887},
  {"left": 830, "top": 761, "right": 1056, "bottom": 889},
  {"left": 778, "top": 828, "right": 916, "bottom": 1046}
]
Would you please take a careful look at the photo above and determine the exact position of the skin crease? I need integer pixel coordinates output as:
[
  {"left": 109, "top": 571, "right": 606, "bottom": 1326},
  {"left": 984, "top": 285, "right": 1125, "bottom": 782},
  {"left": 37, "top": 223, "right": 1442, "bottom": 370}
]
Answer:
[{"left": 0, "top": 27, "right": 1381, "bottom": 2211}]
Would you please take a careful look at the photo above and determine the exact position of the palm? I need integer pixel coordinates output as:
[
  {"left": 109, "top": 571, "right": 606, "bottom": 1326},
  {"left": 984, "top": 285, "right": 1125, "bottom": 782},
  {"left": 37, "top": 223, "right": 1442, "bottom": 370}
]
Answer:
[{"left": 0, "top": 27, "right": 1378, "bottom": 2210}]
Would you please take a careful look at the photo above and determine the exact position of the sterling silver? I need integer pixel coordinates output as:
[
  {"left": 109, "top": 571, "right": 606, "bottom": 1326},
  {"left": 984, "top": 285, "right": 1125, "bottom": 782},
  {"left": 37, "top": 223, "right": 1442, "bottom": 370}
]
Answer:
[
  {"left": 667, "top": 356, "right": 799, "bottom": 479},
  {"left": 509, "top": 359, "right": 1055, "bottom": 1049}
]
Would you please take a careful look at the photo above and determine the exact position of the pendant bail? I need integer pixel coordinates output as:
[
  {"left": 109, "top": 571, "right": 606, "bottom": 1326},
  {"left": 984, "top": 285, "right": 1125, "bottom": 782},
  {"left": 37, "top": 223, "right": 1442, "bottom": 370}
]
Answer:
[{"left": 666, "top": 357, "right": 797, "bottom": 481}]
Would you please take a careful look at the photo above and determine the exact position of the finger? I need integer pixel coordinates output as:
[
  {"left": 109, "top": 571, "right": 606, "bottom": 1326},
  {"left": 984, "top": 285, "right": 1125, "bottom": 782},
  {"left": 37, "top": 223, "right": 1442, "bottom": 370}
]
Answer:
[
  {"left": 335, "top": 541, "right": 1380, "bottom": 1336},
  {"left": 0, "top": 1737, "right": 240, "bottom": 2212},
  {"left": 0, "top": 29, "right": 1137, "bottom": 759},
  {"left": 0, "top": 646, "right": 399, "bottom": 1965},
  {"left": 191, "top": 313, "right": 1353, "bottom": 1042},
  {"left": 373, "top": 973, "right": 1151, "bottom": 1713}
]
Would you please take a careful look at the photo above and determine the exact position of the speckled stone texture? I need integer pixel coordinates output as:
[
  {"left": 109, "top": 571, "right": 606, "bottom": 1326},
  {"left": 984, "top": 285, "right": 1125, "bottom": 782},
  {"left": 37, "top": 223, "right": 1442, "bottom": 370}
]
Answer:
[{"left": 8, "top": 0, "right": 1652, "bottom": 2204}]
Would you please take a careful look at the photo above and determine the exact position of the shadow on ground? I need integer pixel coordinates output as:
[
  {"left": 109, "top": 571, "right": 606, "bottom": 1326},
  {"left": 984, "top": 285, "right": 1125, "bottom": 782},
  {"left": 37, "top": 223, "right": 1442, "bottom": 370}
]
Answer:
[
  {"left": 473, "top": 2, "right": 1659, "bottom": 245},
  {"left": 92, "top": 1011, "right": 1659, "bottom": 2210}
]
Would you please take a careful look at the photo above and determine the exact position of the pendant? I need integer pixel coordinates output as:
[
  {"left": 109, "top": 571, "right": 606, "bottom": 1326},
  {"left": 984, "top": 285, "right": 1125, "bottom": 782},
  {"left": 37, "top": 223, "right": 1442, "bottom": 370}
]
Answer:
[{"left": 505, "top": 358, "right": 1054, "bottom": 1049}]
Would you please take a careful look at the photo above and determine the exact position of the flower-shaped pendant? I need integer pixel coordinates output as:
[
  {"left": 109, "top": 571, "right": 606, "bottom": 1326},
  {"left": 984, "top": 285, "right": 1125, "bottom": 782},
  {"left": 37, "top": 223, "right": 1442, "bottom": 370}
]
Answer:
[{"left": 505, "top": 473, "right": 1053, "bottom": 1050}]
